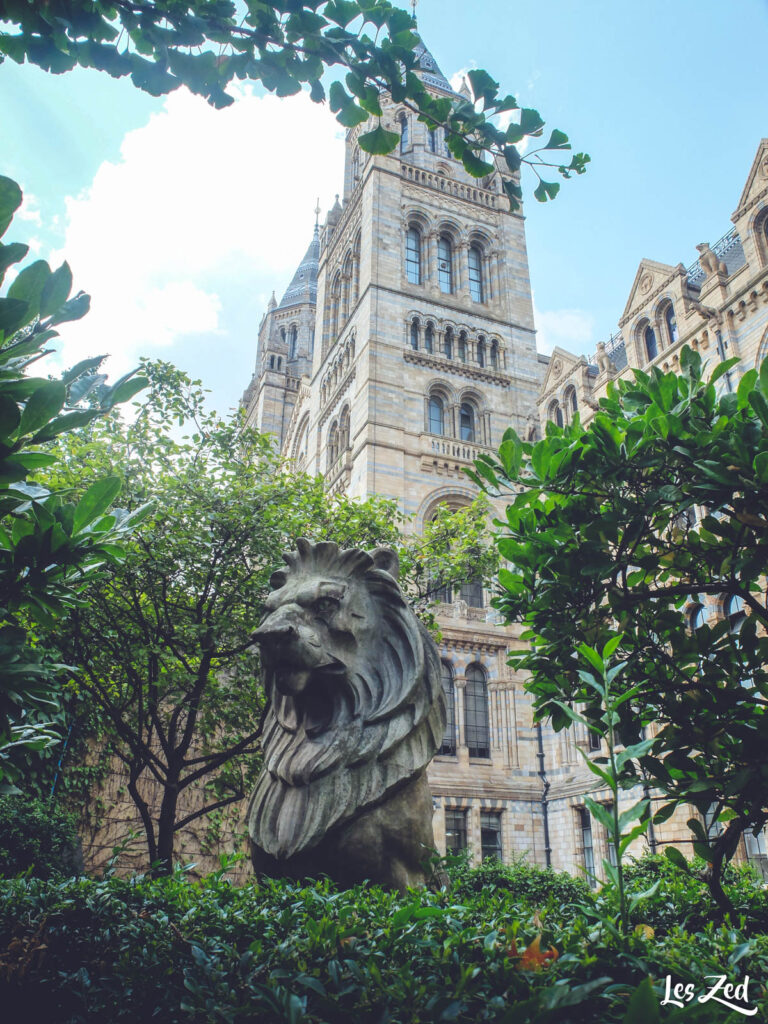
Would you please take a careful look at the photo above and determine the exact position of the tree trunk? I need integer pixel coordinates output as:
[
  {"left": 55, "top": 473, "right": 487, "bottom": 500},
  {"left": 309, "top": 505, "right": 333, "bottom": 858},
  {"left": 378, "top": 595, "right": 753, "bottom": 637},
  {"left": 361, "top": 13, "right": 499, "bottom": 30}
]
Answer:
[{"left": 155, "top": 779, "right": 180, "bottom": 876}]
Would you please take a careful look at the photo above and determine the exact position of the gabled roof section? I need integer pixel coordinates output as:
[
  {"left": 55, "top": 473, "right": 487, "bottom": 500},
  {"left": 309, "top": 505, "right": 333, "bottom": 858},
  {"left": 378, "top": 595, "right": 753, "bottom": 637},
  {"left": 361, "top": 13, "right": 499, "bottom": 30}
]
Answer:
[
  {"left": 278, "top": 230, "right": 319, "bottom": 310},
  {"left": 620, "top": 259, "right": 678, "bottom": 325},
  {"left": 413, "top": 37, "right": 455, "bottom": 96},
  {"left": 538, "top": 346, "right": 586, "bottom": 398},
  {"left": 734, "top": 138, "right": 768, "bottom": 217}
]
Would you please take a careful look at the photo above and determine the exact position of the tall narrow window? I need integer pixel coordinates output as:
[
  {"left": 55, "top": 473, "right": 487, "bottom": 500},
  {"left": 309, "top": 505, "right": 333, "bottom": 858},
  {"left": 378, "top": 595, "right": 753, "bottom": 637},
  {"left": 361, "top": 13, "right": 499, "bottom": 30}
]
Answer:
[
  {"left": 568, "top": 387, "right": 578, "bottom": 415},
  {"left": 425, "top": 322, "right": 434, "bottom": 354},
  {"left": 481, "top": 812, "right": 502, "bottom": 861},
  {"left": 468, "top": 245, "right": 484, "bottom": 302},
  {"left": 339, "top": 407, "right": 350, "bottom": 453},
  {"left": 580, "top": 808, "right": 596, "bottom": 888},
  {"left": 445, "top": 809, "right": 467, "bottom": 853},
  {"left": 428, "top": 395, "right": 444, "bottom": 435},
  {"left": 459, "top": 403, "right": 475, "bottom": 442},
  {"left": 464, "top": 664, "right": 490, "bottom": 758},
  {"left": 289, "top": 325, "right": 298, "bottom": 359},
  {"left": 549, "top": 401, "right": 563, "bottom": 428},
  {"left": 410, "top": 318, "right": 419, "bottom": 349},
  {"left": 399, "top": 113, "right": 409, "bottom": 152},
  {"left": 490, "top": 340, "right": 498, "bottom": 369},
  {"left": 438, "top": 236, "right": 453, "bottom": 294},
  {"left": 328, "top": 423, "right": 339, "bottom": 468},
  {"left": 444, "top": 327, "right": 453, "bottom": 360},
  {"left": 269, "top": 355, "right": 275, "bottom": 369},
  {"left": 644, "top": 325, "right": 658, "bottom": 362},
  {"left": 352, "top": 147, "right": 361, "bottom": 184},
  {"left": 405, "top": 226, "right": 421, "bottom": 284},
  {"left": 458, "top": 331, "right": 467, "bottom": 362},
  {"left": 428, "top": 128, "right": 437, "bottom": 153},
  {"left": 460, "top": 577, "right": 483, "bottom": 607},
  {"left": 440, "top": 662, "right": 456, "bottom": 755},
  {"left": 477, "top": 336, "right": 486, "bottom": 367},
  {"left": 665, "top": 303, "right": 678, "bottom": 344}
]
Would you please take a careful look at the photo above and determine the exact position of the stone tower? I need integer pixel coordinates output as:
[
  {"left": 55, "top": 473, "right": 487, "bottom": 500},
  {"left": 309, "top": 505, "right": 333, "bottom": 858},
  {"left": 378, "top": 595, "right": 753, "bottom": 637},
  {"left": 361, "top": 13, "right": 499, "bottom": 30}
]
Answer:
[{"left": 242, "top": 40, "right": 552, "bottom": 867}]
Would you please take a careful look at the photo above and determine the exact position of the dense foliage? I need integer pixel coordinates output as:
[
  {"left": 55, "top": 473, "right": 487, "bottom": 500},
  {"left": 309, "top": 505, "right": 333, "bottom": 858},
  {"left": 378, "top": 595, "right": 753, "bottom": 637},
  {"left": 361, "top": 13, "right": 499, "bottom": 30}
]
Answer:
[
  {"left": 470, "top": 348, "right": 768, "bottom": 911},
  {"left": 0, "top": 795, "right": 82, "bottom": 880},
  {"left": 0, "top": 2, "right": 588, "bottom": 211},
  {"left": 0, "top": 858, "right": 766, "bottom": 1022},
  {"left": 0, "top": 175, "right": 147, "bottom": 791}
]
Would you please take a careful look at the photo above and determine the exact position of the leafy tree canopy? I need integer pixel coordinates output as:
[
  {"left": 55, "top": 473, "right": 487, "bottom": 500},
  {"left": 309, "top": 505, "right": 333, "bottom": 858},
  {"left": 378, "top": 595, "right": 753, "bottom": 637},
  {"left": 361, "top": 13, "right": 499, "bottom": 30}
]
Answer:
[
  {"left": 0, "top": 1, "right": 588, "bottom": 209},
  {"left": 0, "top": 174, "right": 148, "bottom": 791},
  {"left": 469, "top": 347, "right": 768, "bottom": 912}
]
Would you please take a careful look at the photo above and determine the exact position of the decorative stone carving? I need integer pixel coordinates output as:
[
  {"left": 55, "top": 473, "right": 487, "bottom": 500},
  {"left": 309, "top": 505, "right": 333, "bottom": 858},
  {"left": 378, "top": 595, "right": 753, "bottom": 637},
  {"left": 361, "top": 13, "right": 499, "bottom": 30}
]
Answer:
[
  {"left": 639, "top": 271, "right": 654, "bottom": 295},
  {"left": 696, "top": 242, "right": 728, "bottom": 279},
  {"left": 248, "top": 539, "right": 446, "bottom": 891},
  {"left": 595, "top": 341, "right": 617, "bottom": 375}
]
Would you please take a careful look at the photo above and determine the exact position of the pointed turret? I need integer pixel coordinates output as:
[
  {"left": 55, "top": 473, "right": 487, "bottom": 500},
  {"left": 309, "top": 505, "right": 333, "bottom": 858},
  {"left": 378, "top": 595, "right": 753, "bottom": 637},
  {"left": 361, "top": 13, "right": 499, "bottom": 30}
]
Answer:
[
  {"left": 412, "top": 38, "right": 455, "bottom": 95},
  {"left": 278, "top": 232, "right": 319, "bottom": 310}
]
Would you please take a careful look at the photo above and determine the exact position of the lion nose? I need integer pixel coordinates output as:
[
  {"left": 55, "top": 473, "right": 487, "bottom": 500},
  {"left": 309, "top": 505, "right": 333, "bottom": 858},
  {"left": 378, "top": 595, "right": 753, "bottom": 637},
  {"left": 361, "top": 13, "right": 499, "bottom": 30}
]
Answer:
[{"left": 252, "top": 622, "right": 296, "bottom": 646}]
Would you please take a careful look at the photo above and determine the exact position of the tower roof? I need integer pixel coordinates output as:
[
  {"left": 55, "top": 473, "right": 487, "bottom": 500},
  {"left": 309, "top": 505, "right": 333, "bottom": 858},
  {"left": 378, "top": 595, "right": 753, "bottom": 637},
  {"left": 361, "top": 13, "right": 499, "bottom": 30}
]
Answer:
[
  {"left": 277, "top": 230, "right": 319, "bottom": 309},
  {"left": 413, "top": 38, "right": 455, "bottom": 95}
]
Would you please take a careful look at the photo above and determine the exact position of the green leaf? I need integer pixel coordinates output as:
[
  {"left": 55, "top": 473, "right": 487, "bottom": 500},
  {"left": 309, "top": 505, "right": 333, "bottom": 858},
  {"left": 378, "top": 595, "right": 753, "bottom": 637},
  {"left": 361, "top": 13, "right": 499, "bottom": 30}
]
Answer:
[
  {"left": 621, "top": 977, "right": 660, "bottom": 1024},
  {"left": 49, "top": 291, "right": 90, "bottom": 325},
  {"left": 664, "top": 846, "right": 689, "bottom": 871},
  {"left": 533, "top": 179, "right": 560, "bottom": 203},
  {"left": 73, "top": 476, "right": 123, "bottom": 533},
  {"left": 709, "top": 356, "right": 740, "bottom": 386},
  {"left": 17, "top": 381, "right": 67, "bottom": 437},
  {"left": 357, "top": 125, "right": 400, "bottom": 155},
  {"left": 7, "top": 259, "right": 51, "bottom": 322},
  {"left": 39, "top": 261, "right": 73, "bottom": 316},
  {"left": 543, "top": 128, "right": 570, "bottom": 150},
  {"left": 583, "top": 797, "right": 614, "bottom": 831},
  {"left": 0, "top": 297, "right": 29, "bottom": 335},
  {"left": 0, "top": 242, "right": 29, "bottom": 284},
  {"left": 577, "top": 643, "right": 604, "bottom": 676},
  {"left": 748, "top": 388, "right": 768, "bottom": 430},
  {"left": 0, "top": 176, "right": 23, "bottom": 238}
]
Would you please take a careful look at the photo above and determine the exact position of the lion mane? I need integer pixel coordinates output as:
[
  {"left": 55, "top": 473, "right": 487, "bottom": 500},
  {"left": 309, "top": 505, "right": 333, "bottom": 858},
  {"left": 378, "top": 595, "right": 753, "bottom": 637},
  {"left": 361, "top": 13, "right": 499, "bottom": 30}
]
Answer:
[{"left": 247, "top": 539, "right": 445, "bottom": 862}]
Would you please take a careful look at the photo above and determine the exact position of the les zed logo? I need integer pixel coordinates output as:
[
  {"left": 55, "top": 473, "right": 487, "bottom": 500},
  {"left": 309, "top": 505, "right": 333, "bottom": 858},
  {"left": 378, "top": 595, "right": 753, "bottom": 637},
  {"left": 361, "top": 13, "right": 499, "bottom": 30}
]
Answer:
[{"left": 662, "top": 974, "right": 756, "bottom": 1016}]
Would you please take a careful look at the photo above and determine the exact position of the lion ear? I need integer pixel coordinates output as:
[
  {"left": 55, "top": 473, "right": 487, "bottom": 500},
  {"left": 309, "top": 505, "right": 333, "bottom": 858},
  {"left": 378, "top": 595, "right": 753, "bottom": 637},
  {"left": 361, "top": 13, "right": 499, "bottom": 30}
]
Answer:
[{"left": 370, "top": 547, "right": 399, "bottom": 580}]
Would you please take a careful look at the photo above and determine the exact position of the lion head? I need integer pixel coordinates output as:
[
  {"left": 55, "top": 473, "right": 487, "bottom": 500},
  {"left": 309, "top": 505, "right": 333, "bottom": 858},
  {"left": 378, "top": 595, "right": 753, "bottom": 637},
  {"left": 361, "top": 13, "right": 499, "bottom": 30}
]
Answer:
[{"left": 247, "top": 539, "right": 445, "bottom": 861}]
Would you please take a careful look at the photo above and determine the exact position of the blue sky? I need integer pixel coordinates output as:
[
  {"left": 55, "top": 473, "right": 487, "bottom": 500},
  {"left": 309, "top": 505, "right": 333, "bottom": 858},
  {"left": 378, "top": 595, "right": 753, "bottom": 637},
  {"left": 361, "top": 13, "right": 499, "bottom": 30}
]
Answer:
[{"left": 3, "top": 0, "right": 767, "bottom": 412}]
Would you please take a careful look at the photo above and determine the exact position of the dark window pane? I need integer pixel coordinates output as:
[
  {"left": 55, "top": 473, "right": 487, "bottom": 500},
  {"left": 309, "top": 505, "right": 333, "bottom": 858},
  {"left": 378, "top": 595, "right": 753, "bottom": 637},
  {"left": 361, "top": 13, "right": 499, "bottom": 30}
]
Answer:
[
  {"left": 429, "top": 397, "right": 444, "bottom": 435},
  {"left": 440, "top": 662, "right": 456, "bottom": 755},
  {"left": 468, "top": 245, "right": 484, "bottom": 302},
  {"left": 580, "top": 807, "right": 596, "bottom": 888},
  {"left": 438, "top": 236, "right": 453, "bottom": 293},
  {"left": 644, "top": 325, "right": 658, "bottom": 362},
  {"left": 465, "top": 665, "right": 490, "bottom": 758},
  {"left": 406, "top": 228, "right": 421, "bottom": 284},
  {"left": 481, "top": 811, "right": 502, "bottom": 860},
  {"left": 445, "top": 809, "right": 467, "bottom": 853}
]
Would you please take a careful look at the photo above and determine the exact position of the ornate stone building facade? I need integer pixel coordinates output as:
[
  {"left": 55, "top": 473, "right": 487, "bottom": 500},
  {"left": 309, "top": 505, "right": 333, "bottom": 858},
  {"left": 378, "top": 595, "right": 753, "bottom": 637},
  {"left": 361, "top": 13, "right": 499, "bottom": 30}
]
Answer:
[{"left": 242, "top": 47, "right": 768, "bottom": 880}]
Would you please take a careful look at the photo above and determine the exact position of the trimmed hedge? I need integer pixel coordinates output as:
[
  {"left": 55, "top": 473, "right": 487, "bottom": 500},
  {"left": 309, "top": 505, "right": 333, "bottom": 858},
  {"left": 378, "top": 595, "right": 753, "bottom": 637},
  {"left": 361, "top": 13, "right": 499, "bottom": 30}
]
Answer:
[{"left": 1, "top": 858, "right": 767, "bottom": 1022}]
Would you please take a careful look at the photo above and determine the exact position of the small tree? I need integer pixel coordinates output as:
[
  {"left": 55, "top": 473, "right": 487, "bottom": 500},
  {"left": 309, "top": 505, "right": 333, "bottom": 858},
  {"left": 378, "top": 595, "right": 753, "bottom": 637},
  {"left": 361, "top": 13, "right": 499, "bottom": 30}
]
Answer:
[
  {"left": 0, "top": 175, "right": 147, "bottom": 790},
  {"left": 0, "top": 2, "right": 587, "bottom": 211},
  {"left": 49, "top": 360, "right": 496, "bottom": 872},
  {"left": 469, "top": 347, "right": 768, "bottom": 914}
]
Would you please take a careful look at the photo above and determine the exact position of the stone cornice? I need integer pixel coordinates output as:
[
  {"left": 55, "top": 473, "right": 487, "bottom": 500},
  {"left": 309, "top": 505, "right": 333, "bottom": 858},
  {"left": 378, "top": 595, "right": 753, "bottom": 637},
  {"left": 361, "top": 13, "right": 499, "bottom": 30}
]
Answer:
[{"left": 403, "top": 347, "right": 511, "bottom": 386}]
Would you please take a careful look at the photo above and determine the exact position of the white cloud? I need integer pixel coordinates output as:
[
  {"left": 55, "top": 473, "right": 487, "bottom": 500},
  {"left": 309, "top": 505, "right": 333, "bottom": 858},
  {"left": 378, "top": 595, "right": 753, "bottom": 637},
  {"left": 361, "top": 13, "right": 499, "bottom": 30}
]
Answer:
[
  {"left": 50, "top": 87, "right": 344, "bottom": 379},
  {"left": 18, "top": 192, "right": 42, "bottom": 226},
  {"left": 534, "top": 304, "right": 595, "bottom": 357}
]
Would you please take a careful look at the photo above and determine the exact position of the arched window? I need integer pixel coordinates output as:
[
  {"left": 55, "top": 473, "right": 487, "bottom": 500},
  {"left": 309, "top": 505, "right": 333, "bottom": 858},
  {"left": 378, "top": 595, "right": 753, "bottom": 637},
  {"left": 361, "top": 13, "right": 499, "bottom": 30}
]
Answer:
[
  {"left": 295, "top": 418, "right": 309, "bottom": 472},
  {"left": 464, "top": 664, "right": 490, "bottom": 758},
  {"left": 428, "top": 395, "right": 444, "bottom": 435},
  {"left": 331, "top": 273, "right": 342, "bottom": 339},
  {"left": 425, "top": 322, "right": 434, "bottom": 354},
  {"left": 565, "top": 386, "right": 577, "bottom": 416},
  {"left": 428, "top": 128, "right": 437, "bottom": 153},
  {"left": 468, "top": 245, "right": 484, "bottom": 302},
  {"left": 438, "top": 235, "right": 453, "bottom": 294},
  {"left": 405, "top": 226, "right": 421, "bottom": 284},
  {"left": 490, "top": 340, "right": 499, "bottom": 370},
  {"left": 410, "top": 318, "right": 420, "bottom": 350},
  {"left": 352, "top": 147, "right": 361, "bottom": 184},
  {"left": 459, "top": 402, "right": 475, "bottom": 442},
  {"left": 726, "top": 594, "right": 745, "bottom": 632},
  {"left": 339, "top": 406, "right": 350, "bottom": 453},
  {"left": 477, "top": 336, "right": 486, "bottom": 367},
  {"left": 277, "top": 357, "right": 282, "bottom": 370},
  {"left": 399, "top": 112, "right": 409, "bottom": 152},
  {"left": 458, "top": 331, "right": 467, "bottom": 362},
  {"left": 688, "top": 595, "right": 711, "bottom": 631},
  {"left": 549, "top": 400, "right": 564, "bottom": 428},
  {"left": 289, "top": 325, "right": 298, "bottom": 359},
  {"left": 460, "top": 574, "right": 484, "bottom": 607},
  {"left": 444, "top": 327, "right": 453, "bottom": 360},
  {"left": 665, "top": 304, "right": 678, "bottom": 344},
  {"left": 439, "top": 662, "right": 456, "bottom": 755},
  {"left": 328, "top": 422, "right": 339, "bottom": 468},
  {"left": 269, "top": 355, "right": 275, "bottom": 369},
  {"left": 644, "top": 324, "right": 658, "bottom": 362}
]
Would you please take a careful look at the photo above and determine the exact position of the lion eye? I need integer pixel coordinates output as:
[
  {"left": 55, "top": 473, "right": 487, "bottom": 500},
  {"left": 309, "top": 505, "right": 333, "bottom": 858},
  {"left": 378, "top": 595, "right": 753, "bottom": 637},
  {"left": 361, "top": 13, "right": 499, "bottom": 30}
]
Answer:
[{"left": 315, "top": 597, "right": 339, "bottom": 619}]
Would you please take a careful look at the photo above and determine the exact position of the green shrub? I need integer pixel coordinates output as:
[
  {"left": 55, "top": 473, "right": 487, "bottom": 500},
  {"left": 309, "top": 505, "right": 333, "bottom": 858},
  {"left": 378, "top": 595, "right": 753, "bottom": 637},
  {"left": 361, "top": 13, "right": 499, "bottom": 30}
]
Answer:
[
  {"left": 0, "top": 795, "right": 82, "bottom": 879},
  {"left": 449, "top": 855, "right": 591, "bottom": 919},
  {"left": 1, "top": 864, "right": 766, "bottom": 1023}
]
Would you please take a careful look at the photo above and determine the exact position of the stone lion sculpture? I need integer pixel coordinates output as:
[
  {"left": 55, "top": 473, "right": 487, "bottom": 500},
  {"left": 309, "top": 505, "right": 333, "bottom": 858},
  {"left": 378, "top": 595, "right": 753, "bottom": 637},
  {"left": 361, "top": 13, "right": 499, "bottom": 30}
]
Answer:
[{"left": 247, "top": 539, "right": 446, "bottom": 891}]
